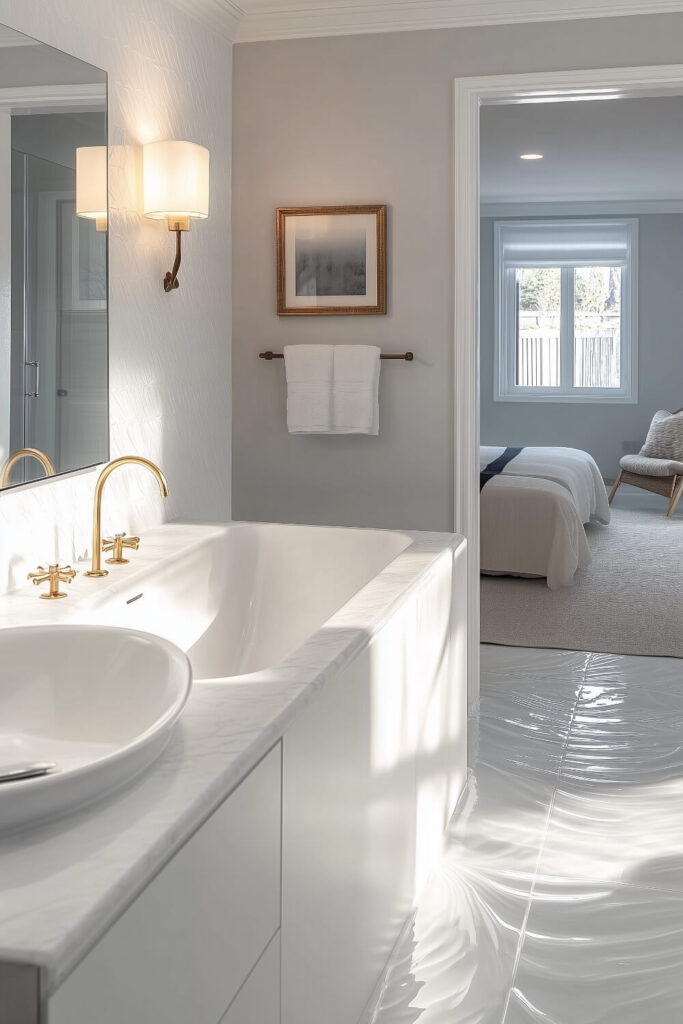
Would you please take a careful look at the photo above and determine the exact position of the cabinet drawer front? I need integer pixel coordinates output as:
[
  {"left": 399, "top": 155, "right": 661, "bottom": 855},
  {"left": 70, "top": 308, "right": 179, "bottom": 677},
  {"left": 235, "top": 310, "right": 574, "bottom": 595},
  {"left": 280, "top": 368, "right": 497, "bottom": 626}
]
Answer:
[
  {"left": 49, "top": 745, "right": 282, "bottom": 1024},
  {"left": 219, "top": 931, "right": 280, "bottom": 1024}
]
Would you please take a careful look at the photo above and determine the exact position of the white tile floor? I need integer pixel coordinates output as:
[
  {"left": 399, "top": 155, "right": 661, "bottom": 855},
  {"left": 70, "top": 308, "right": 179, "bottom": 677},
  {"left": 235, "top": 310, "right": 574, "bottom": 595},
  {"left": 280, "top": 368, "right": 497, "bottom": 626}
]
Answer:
[{"left": 369, "top": 645, "right": 683, "bottom": 1024}]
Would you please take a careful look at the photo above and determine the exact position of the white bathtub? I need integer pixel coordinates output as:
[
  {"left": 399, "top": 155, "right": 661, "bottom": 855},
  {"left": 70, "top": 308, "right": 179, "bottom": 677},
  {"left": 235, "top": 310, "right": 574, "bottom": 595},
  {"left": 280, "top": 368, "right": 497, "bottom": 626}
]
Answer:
[
  {"left": 90, "top": 522, "right": 417, "bottom": 679},
  {"left": 90, "top": 521, "right": 468, "bottom": 1024},
  {"left": 146, "top": 523, "right": 412, "bottom": 679}
]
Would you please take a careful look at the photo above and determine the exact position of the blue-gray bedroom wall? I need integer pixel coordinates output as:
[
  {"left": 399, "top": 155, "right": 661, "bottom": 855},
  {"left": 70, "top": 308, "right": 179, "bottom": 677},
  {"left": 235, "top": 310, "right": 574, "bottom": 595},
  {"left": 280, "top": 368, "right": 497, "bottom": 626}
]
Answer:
[{"left": 480, "top": 213, "right": 683, "bottom": 478}]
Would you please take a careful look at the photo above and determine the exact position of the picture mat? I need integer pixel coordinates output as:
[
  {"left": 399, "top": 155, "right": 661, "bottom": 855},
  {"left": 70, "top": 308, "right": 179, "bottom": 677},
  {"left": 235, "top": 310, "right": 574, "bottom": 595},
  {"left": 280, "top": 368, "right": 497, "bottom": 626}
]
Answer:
[{"left": 284, "top": 213, "right": 378, "bottom": 308}]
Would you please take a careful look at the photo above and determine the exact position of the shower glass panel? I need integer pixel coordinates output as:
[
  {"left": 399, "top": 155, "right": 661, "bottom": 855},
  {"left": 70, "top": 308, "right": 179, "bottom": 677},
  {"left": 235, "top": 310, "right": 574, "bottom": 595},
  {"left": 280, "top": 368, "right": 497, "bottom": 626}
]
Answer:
[{"left": 10, "top": 145, "right": 107, "bottom": 485}]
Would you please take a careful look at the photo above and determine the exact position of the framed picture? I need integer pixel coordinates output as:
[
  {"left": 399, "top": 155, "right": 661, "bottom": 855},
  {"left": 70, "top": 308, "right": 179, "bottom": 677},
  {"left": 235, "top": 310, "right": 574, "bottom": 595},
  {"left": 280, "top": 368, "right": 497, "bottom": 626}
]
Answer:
[{"left": 276, "top": 204, "right": 386, "bottom": 316}]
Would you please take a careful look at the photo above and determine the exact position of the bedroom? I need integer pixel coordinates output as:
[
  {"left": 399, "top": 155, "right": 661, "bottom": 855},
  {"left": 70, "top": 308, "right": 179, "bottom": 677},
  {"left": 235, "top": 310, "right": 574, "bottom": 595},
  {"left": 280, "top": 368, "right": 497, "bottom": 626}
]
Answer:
[{"left": 478, "top": 93, "right": 683, "bottom": 657}]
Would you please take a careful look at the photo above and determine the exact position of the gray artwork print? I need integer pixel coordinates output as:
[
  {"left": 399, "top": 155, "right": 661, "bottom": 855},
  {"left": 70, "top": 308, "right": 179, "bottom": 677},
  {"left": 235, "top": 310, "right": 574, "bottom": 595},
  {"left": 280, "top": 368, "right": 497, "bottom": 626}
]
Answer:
[{"left": 295, "top": 223, "right": 367, "bottom": 296}]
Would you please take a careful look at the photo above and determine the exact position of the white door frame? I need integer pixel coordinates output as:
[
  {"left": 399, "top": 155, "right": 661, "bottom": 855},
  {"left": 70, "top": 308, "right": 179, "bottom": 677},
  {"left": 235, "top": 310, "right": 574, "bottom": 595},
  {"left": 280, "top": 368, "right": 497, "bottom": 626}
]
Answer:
[
  {"left": 453, "top": 63, "right": 683, "bottom": 707},
  {"left": 0, "top": 113, "right": 10, "bottom": 466}
]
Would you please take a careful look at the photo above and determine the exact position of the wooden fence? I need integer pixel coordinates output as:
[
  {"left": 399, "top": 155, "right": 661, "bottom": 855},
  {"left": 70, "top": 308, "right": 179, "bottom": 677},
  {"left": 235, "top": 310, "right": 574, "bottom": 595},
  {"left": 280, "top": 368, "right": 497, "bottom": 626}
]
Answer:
[{"left": 517, "top": 335, "right": 619, "bottom": 389}]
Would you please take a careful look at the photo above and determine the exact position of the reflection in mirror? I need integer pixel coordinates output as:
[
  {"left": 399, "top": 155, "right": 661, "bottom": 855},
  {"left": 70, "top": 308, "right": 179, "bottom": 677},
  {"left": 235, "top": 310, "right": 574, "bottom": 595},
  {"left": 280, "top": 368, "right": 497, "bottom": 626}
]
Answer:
[{"left": 0, "top": 23, "right": 108, "bottom": 491}]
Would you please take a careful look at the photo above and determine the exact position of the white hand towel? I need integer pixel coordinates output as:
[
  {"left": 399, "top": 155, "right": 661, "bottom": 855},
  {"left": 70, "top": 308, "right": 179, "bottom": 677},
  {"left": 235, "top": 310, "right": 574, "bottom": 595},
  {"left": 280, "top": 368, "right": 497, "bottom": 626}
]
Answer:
[
  {"left": 284, "top": 344, "right": 334, "bottom": 433},
  {"left": 332, "top": 345, "right": 381, "bottom": 435}
]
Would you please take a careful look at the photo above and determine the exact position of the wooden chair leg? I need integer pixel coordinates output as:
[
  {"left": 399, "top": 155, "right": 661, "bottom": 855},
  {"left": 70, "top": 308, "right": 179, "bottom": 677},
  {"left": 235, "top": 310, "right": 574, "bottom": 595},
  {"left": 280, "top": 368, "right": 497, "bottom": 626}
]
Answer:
[
  {"left": 608, "top": 470, "right": 623, "bottom": 506},
  {"left": 667, "top": 476, "right": 683, "bottom": 517}
]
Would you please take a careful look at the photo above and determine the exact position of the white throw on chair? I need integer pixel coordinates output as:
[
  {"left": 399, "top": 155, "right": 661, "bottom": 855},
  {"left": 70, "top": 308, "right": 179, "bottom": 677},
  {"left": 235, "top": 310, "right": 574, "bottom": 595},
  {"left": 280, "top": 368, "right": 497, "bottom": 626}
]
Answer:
[{"left": 609, "top": 407, "right": 683, "bottom": 517}]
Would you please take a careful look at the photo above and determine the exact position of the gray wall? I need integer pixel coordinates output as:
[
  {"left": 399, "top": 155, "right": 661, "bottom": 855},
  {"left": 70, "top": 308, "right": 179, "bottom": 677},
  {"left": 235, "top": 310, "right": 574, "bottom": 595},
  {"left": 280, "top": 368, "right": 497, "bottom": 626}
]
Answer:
[
  {"left": 233, "top": 14, "right": 683, "bottom": 531},
  {"left": 480, "top": 214, "right": 683, "bottom": 477}
]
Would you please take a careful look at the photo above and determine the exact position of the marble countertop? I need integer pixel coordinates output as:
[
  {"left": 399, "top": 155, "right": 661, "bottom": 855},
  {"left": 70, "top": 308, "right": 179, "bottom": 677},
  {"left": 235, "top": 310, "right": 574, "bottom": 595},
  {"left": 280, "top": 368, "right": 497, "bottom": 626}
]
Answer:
[{"left": 0, "top": 522, "right": 465, "bottom": 995}]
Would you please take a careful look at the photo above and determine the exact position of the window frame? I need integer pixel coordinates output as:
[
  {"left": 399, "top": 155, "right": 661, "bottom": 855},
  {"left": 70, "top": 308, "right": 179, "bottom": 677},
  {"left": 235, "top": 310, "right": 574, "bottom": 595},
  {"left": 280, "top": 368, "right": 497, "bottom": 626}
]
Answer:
[{"left": 493, "top": 218, "right": 639, "bottom": 404}]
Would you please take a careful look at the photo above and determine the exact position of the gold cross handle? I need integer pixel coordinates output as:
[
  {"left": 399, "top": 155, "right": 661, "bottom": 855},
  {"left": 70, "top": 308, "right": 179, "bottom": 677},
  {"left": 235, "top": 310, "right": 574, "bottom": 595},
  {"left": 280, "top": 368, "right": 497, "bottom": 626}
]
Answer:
[
  {"left": 27, "top": 564, "right": 77, "bottom": 600},
  {"left": 102, "top": 533, "right": 141, "bottom": 565}
]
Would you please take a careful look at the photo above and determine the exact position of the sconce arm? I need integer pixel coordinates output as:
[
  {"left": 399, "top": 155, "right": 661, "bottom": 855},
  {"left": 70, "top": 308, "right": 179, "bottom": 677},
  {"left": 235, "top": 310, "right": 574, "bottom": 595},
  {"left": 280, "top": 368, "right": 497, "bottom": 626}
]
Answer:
[{"left": 164, "top": 226, "right": 184, "bottom": 292}]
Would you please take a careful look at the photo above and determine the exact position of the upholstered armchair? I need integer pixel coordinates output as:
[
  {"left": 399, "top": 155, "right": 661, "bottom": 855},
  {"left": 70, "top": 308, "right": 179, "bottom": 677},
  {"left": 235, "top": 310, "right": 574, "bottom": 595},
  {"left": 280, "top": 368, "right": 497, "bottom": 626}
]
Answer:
[{"left": 609, "top": 408, "right": 683, "bottom": 517}]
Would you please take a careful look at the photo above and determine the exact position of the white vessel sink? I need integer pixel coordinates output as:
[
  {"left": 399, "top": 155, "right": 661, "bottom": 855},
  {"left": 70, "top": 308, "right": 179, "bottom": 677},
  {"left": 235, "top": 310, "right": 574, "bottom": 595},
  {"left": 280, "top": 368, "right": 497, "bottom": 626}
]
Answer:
[{"left": 0, "top": 625, "right": 192, "bottom": 833}]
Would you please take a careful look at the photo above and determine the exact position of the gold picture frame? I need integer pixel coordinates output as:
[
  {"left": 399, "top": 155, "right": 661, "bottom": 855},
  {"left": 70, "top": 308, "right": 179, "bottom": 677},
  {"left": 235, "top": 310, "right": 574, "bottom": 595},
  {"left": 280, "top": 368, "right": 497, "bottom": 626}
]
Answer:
[{"left": 276, "top": 204, "right": 387, "bottom": 316}]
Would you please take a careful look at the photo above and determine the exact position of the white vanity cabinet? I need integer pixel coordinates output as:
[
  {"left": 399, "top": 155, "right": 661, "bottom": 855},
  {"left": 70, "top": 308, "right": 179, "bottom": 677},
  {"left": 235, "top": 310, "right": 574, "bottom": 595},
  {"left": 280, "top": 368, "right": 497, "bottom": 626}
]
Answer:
[{"left": 47, "top": 745, "right": 282, "bottom": 1024}]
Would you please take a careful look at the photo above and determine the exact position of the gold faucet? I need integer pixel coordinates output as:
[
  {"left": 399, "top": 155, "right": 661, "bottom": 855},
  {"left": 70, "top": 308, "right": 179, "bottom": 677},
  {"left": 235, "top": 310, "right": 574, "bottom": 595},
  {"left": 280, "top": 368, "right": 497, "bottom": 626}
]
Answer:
[
  {"left": 85, "top": 456, "right": 169, "bottom": 578},
  {"left": 0, "top": 447, "right": 56, "bottom": 487},
  {"left": 28, "top": 563, "right": 77, "bottom": 600}
]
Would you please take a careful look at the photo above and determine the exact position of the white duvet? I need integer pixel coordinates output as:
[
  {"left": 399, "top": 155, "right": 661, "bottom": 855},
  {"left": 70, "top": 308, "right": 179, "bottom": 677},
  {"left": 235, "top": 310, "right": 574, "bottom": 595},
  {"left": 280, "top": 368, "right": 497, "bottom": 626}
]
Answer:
[
  {"left": 480, "top": 446, "right": 610, "bottom": 525},
  {"left": 480, "top": 446, "right": 610, "bottom": 590}
]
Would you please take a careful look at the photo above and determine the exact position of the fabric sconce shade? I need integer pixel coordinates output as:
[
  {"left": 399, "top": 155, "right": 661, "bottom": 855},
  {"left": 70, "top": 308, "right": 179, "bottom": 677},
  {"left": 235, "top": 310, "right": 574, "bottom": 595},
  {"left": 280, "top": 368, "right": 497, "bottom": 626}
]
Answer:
[
  {"left": 142, "top": 140, "right": 210, "bottom": 293},
  {"left": 75, "top": 146, "right": 107, "bottom": 231},
  {"left": 143, "top": 140, "right": 209, "bottom": 227}
]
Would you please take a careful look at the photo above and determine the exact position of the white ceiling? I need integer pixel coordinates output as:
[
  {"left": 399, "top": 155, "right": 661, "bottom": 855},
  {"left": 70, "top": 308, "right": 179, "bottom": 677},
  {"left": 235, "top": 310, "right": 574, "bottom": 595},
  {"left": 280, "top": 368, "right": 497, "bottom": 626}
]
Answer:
[
  {"left": 169, "top": 0, "right": 683, "bottom": 43},
  {"left": 480, "top": 96, "right": 683, "bottom": 205}
]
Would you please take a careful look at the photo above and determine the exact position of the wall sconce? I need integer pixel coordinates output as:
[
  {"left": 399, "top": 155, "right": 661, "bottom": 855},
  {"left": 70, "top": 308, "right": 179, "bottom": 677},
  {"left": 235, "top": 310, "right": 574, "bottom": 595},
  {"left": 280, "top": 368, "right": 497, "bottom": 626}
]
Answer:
[
  {"left": 142, "top": 140, "right": 210, "bottom": 293},
  {"left": 75, "top": 146, "right": 108, "bottom": 232}
]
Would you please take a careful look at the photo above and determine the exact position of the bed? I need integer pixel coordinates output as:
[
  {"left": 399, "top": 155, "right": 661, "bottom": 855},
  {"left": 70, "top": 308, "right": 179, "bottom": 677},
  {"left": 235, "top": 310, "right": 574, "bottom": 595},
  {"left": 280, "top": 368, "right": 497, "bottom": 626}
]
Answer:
[{"left": 480, "top": 446, "right": 610, "bottom": 590}]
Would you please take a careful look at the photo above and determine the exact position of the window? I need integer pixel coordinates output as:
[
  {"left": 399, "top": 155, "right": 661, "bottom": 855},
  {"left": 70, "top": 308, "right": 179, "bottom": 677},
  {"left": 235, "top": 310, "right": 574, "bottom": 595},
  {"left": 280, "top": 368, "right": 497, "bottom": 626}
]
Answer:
[{"left": 494, "top": 219, "right": 638, "bottom": 403}]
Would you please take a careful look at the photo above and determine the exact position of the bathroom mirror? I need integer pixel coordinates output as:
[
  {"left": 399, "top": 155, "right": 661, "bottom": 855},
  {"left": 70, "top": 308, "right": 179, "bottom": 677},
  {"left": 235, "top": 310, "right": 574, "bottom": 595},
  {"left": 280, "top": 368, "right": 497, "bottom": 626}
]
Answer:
[{"left": 0, "top": 23, "right": 108, "bottom": 491}]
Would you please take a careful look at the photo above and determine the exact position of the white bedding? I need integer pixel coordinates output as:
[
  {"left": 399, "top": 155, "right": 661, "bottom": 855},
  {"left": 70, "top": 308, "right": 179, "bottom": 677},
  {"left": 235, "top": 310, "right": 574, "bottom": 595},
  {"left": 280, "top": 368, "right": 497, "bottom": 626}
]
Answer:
[
  {"left": 480, "top": 446, "right": 610, "bottom": 589},
  {"left": 480, "top": 446, "right": 610, "bottom": 525}
]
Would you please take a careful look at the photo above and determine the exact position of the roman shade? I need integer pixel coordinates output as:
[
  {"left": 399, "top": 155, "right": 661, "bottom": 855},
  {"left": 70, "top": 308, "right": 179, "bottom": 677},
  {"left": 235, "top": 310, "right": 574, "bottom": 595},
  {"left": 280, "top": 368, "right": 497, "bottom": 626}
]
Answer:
[{"left": 497, "top": 219, "right": 635, "bottom": 268}]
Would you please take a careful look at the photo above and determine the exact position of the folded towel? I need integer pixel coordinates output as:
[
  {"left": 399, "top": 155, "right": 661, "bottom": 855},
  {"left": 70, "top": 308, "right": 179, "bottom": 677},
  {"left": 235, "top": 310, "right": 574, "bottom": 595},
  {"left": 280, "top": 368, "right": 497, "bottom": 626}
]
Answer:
[
  {"left": 332, "top": 345, "right": 381, "bottom": 435},
  {"left": 284, "top": 345, "right": 333, "bottom": 433},
  {"left": 283, "top": 344, "right": 381, "bottom": 434}
]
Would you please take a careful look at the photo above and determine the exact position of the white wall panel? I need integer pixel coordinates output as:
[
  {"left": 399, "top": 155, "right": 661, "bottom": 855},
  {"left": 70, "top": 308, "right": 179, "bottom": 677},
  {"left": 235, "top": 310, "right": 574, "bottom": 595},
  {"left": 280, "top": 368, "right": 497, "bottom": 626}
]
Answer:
[
  {"left": 0, "top": 0, "right": 232, "bottom": 596},
  {"left": 281, "top": 547, "right": 467, "bottom": 1024},
  {"left": 219, "top": 932, "right": 280, "bottom": 1024}
]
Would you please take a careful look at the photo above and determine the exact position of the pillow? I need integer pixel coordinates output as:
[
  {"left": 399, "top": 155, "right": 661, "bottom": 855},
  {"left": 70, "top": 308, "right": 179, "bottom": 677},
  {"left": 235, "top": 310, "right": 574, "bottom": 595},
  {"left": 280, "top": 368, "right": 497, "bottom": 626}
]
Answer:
[{"left": 640, "top": 409, "right": 683, "bottom": 461}]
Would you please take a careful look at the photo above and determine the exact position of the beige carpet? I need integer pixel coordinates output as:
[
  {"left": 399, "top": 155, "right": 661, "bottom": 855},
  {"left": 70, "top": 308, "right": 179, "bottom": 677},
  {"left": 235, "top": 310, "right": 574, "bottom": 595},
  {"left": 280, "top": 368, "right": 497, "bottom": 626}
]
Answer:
[{"left": 481, "top": 508, "right": 683, "bottom": 658}]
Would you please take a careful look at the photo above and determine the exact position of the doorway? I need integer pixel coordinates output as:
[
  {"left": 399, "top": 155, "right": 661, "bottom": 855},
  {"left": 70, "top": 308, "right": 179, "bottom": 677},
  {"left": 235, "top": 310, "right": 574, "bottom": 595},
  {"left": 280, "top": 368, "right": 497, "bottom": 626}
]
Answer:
[{"left": 453, "top": 63, "right": 683, "bottom": 704}]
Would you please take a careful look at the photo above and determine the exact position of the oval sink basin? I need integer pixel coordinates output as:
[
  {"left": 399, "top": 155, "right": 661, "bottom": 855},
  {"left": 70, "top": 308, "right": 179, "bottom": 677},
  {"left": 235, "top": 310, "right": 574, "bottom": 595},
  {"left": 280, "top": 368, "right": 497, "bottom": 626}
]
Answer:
[{"left": 0, "top": 625, "right": 192, "bottom": 833}]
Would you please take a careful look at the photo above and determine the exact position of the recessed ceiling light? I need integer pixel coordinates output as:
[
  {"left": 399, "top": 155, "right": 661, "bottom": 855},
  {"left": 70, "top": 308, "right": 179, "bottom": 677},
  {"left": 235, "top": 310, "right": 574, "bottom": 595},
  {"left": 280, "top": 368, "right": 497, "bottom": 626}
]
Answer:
[{"left": 520, "top": 153, "right": 544, "bottom": 160}]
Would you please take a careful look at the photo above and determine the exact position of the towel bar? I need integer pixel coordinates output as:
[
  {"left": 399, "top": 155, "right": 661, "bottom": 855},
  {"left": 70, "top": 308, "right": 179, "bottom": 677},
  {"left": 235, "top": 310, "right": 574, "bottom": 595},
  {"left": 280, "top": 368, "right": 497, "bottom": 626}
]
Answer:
[{"left": 259, "top": 350, "right": 413, "bottom": 361}]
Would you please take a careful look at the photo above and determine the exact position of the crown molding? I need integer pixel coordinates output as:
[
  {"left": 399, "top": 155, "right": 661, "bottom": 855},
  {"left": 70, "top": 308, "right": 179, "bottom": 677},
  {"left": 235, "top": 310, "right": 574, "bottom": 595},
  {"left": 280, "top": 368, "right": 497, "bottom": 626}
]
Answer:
[
  {"left": 167, "top": 0, "right": 244, "bottom": 41},
  {"left": 0, "top": 83, "right": 106, "bottom": 114},
  {"left": 165, "top": 0, "right": 683, "bottom": 44},
  {"left": 234, "top": 0, "right": 683, "bottom": 43}
]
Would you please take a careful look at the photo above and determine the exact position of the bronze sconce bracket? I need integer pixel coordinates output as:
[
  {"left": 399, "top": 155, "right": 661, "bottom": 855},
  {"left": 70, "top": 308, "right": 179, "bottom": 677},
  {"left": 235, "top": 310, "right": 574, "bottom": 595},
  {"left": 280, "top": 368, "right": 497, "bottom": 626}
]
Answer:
[{"left": 164, "top": 217, "right": 190, "bottom": 292}]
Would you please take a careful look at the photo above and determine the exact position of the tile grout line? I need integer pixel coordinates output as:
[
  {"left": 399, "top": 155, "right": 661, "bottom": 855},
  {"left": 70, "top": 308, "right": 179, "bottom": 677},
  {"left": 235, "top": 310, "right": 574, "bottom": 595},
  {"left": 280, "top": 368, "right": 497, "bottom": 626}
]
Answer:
[{"left": 499, "top": 652, "right": 592, "bottom": 1024}]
